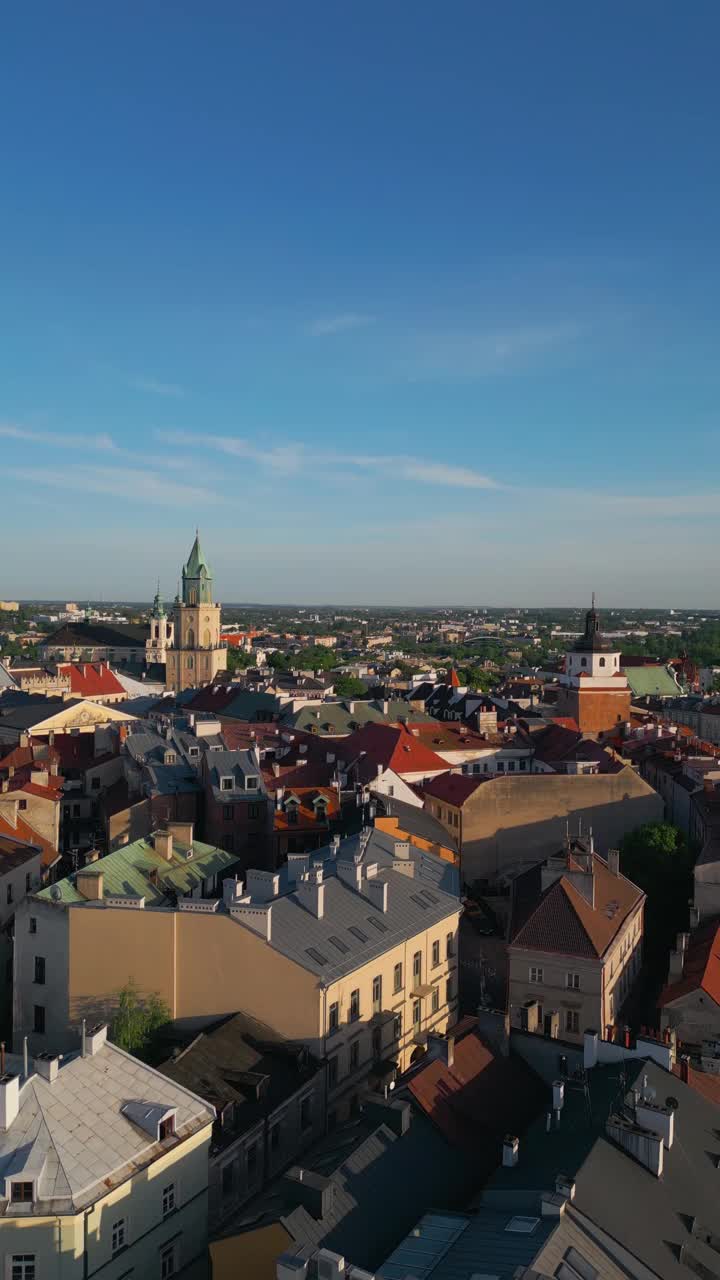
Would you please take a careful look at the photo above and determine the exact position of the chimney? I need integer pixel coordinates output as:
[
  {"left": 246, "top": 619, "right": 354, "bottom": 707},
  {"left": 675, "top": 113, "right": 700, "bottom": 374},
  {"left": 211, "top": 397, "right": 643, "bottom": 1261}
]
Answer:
[
  {"left": 606, "top": 1114, "right": 663, "bottom": 1176},
  {"left": 76, "top": 869, "right": 103, "bottom": 901},
  {"left": 281, "top": 1167, "right": 335, "bottom": 1221},
  {"left": 555, "top": 1174, "right": 576, "bottom": 1201},
  {"left": 297, "top": 871, "right": 325, "bottom": 919},
  {"left": 583, "top": 1029, "right": 599, "bottom": 1070},
  {"left": 364, "top": 877, "right": 388, "bottom": 913},
  {"left": 222, "top": 876, "right": 245, "bottom": 906},
  {"left": 153, "top": 831, "right": 173, "bottom": 861},
  {"left": 167, "top": 820, "right": 194, "bottom": 846},
  {"left": 635, "top": 1097, "right": 675, "bottom": 1149},
  {"left": 607, "top": 848, "right": 620, "bottom": 876},
  {"left": 0, "top": 1074, "right": 20, "bottom": 1130},
  {"left": 502, "top": 1135, "right": 519, "bottom": 1167},
  {"left": 680, "top": 1054, "right": 690, "bottom": 1084},
  {"left": 668, "top": 948, "right": 685, "bottom": 981},
  {"left": 34, "top": 1052, "right": 60, "bottom": 1084},
  {"left": 337, "top": 859, "right": 363, "bottom": 893},
  {"left": 393, "top": 840, "right": 410, "bottom": 860},
  {"left": 286, "top": 853, "right": 310, "bottom": 884},
  {"left": 84, "top": 1022, "right": 108, "bottom": 1057},
  {"left": 230, "top": 900, "right": 273, "bottom": 941},
  {"left": 427, "top": 1031, "right": 455, "bottom": 1068},
  {"left": 246, "top": 869, "right": 280, "bottom": 902}
]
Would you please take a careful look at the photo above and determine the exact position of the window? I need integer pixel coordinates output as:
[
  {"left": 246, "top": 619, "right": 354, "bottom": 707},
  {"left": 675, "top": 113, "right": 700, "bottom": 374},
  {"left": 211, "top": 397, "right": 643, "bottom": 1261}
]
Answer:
[
  {"left": 349, "top": 988, "right": 360, "bottom": 1022},
  {"left": 7, "top": 884, "right": 13, "bottom": 905},
  {"left": 11, "top": 1182, "right": 33, "bottom": 1203},
  {"left": 446, "top": 931, "right": 454, "bottom": 959},
  {"left": 566, "top": 972, "right": 580, "bottom": 990},
  {"left": 393, "top": 1011, "right": 402, "bottom": 1041},
  {"left": 432, "top": 939, "right": 440, "bottom": 968},
  {"left": 245, "top": 776, "right": 259, "bottom": 790},
  {"left": 25, "top": 873, "right": 31, "bottom": 892},
  {"left": 328, "top": 1001, "right": 339, "bottom": 1034},
  {"left": 372, "top": 975, "right": 382, "bottom": 1013},
  {"left": 112, "top": 1217, "right": 126, "bottom": 1255},
  {"left": 393, "top": 961, "right": 403, "bottom": 993},
  {"left": 33, "top": 1005, "right": 45, "bottom": 1035},
  {"left": 247, "top": 1141, "right": 258, "bottom": 1178},
  {"left": 496, "top": 760, "right": 504, "bottom": 771},
  {"left": 18, "top": 798, "right": 27, "bottom": 811},
  {"left": 222, "top": 804, "right": 233, "bottom": 821},
  {"left": 446, "top": 977, "right": 454, "bottom": 1004},
  {"left": 413, "top": 999, "right": 421, "bottom": 1028},
  {"left": 529, "top": 966, "right": 543, "bottom": 983},
  {"left": 11, "top": 1258, "right": 35, "bottom": 1280},
  {"left": 599, "top": 657, "right": 606, "bottom": 668},
  {"left": 287, "top": 802, "right": 298, "bottom": 824},
  {"left": 328, "top": 1055, "right": 339, "bottom": 1089},
  {"left": 520, "top": 759, "right": 527, "bottom": 771},
  {"left": 162, "top": 1182, "right": 175, "bottom": 1217},
  {"left": 565, "top": 1010, "right": 580, "bottom": 1035},
  {"left": 372, "top": 1026, "right": 382, "bottom": 1059},
  {"left": 221, "top": 1162, "right": 235, "bottom": 1197},
  {"left": 431, "top": 986, "right": 440, "bottom": 1014},
  {"left": 300, "top": 1095, "right": 312, "bottom": 1131},
  {"left": 28, "top": 917, "right": 37, "bottom": 935},
  {"left": 159, "top": 1116, "right": 175, "bottom": 1140},
  {"left": 413, "top": 951, "right": 422, "bottom": 983},
  {"left": 220, "top": 776, "right": 233, "bottom": 791},
  {"left": 248, "top": 804, "right": 260, "bottom": 820},
  {"left": 580, "top": 657, "right": 587, "bottom": 668},
  {"left": 161, "top": 1242, "right": 176, "bottom": 1279},
  {"left": 34, "top": 957, "right": 45, "bottom": 985},
  {"left": 350, "top": 1039, "right": 360, "bottom": 1071}
]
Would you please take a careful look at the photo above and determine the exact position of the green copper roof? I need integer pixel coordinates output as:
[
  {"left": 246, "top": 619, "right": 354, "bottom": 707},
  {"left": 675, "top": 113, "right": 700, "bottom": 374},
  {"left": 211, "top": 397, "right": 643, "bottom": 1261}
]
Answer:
[
  {"left": 35, "top": 834, "right": 237, "bottom": 906},
  {"left": 183, "top": 531, "right": 213, "bottom": 579},
  {"left": 623, "top": 664, "right": 680, "bottom": 698}
]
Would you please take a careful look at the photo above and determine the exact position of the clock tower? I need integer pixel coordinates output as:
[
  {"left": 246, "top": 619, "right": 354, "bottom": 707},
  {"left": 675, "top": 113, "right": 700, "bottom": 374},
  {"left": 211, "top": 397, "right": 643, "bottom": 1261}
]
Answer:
[
  {"left": 165, "top": 532, "right": 226, "bottom": 691},
  {"left": 555, "top": 596, "right": 631, "bottom": 734}
]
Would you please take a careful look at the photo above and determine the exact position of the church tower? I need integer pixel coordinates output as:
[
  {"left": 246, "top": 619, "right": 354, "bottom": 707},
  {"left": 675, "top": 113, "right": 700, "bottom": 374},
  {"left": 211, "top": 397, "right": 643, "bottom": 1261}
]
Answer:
[
  {"left": 146, "top": 582, "right": 175, "bottom": 667},
  {"left": 555, "top": 596, "right": 631, "bottom": 734},
  {"left": 165, "top": 533, "right": 225, "bottom": 691}
]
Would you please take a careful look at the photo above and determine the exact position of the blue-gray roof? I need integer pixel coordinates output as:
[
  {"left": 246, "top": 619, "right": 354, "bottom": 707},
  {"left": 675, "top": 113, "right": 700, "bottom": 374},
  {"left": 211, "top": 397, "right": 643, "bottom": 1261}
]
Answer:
[{"left": 379, "top": 1208, "right": 555, "bottom": 1280}]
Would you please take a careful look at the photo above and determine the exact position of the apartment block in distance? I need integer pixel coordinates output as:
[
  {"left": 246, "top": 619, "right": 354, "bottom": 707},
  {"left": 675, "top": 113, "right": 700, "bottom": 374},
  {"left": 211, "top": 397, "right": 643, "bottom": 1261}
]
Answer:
[
  {"left": 15, "top": 826, "right": 460, "bottom": 1121},
  {"left": 0, "top": 1022, "right": 214, "bottom": 1280}
]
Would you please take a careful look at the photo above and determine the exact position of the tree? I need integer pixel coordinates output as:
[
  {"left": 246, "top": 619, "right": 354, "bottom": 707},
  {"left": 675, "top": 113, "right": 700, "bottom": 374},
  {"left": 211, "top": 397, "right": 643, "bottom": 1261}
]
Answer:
[
  {"left": 225, "top": 647, "right": 254, "bottom": 675},
  {"left": 619, "top": 822, "right": 694, "bottom": 967},
  {"left": 333, "top": 674, "right": 367, "bottom": 698},
  {"left": 111, "top": 981, "right": 170, "bottom": 1060}
]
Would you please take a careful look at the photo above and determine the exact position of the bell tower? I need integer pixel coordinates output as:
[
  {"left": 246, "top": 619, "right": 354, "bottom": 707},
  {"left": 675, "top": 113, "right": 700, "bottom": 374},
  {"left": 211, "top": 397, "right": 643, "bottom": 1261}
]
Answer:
[
  {"left": 555, "top": 595, "right": 631, "bottom": 734},
  {"left": 165, "top": 532, "right": 225, "bottom": 691},
  {"left": 146, "top": 581, "right": 174, "bottom": 666}
]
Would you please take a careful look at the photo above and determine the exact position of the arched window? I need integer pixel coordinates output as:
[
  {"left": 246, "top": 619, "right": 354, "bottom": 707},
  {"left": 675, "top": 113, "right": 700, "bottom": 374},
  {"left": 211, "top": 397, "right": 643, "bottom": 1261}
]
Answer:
[
  {"left": 580, "top": 657, "right": 587, "bottom": 668},
  {"left": 186, "top": 628, "right": 195, "bottom": 648},
  {"left": 187, "top": 655, "right": 194, "bottom": 669},
  {"left": 599, "top": 657, "right": 606, "bottom": 667},
  {"left": 203, "top": 629, "right": 211, "bottom": 648}
]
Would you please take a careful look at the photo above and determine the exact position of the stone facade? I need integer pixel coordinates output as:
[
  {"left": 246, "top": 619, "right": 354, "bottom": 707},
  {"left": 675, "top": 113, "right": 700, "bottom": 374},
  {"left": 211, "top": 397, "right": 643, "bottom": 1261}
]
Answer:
[{"left": 165, "top": 534, "right": 226, "bottom": 692}]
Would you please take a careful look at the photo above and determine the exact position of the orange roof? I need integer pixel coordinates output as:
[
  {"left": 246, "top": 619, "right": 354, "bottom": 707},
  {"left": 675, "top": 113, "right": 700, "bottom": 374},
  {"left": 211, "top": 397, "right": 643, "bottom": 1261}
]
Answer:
[
  {"left": 341, "top": 723, "right": 447, "bottom": 777},
  {"left": 0, "top": 809, "right": 59, "bottom": 869},
  {"left": 447, "top": 667, "right": 461, "bottom": 688},
  {"left": 512, "top": 855, "right": 644, "bottom": 959},
  {"left": 658, "top": 921, "right": 720, "bottom": 1009},
  {"left": 274, "top": 786, "right": 339, "bottom": 831},
  {"left": 58, "top": 662, "right": 125, "bottom": 697}
]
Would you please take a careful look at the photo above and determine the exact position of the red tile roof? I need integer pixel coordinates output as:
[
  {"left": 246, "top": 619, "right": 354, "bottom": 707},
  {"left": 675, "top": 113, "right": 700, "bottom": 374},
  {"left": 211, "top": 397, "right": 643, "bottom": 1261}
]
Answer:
[
  {"left": 658, "top": 921, "right": 720, "bottom": 1010},
  {"left": 406, "top": 1020, "right": 545, "bottom": 1155},
  {"left": 273, "top": 786, "right": 340, "bottom": 831},
  {"left": 511, "top": 855, "right": 644, "bottom": 959},
  {"left": 0, "top": 809, "right": 59, "bottom": 869},
  {"left": 422, "top": 771, "right": 488, "bottom": 806},
  {"left": 341, "top": 723, "right": 447, "bottom": 777},
  {"left": 672, "top": 1061, "right": 720, "bottom": 1105},
  {"left": 58, "top": 663, "right": 125, "bottom": 697}
]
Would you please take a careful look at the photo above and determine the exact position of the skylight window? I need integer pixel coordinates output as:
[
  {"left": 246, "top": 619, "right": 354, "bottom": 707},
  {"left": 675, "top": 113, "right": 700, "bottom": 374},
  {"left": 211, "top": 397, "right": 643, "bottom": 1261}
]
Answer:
[
  {"left": 348, "top": 925, "right": 368, "bottom": 943},
  {"left": 367, "top": 915, "right": 388, "bottom": 933},
  {"left": 328, "top": 935, "right": 349, "bottom": 954},
  {"left": 410, "top": 894, "right": 429, "bottom": 909},
  {"left": 305, "top": 947, "right": 328, "bottom": 965},
  {"left": 420, "top": 889, "right": 439, "bottom": 904},
  {"left": 505, "top": 1216, "right": 540, "bottom": 1235}
]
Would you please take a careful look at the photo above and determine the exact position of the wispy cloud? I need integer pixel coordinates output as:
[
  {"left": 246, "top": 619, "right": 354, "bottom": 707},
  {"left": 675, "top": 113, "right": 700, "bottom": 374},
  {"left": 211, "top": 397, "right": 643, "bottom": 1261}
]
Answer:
[
  {"left": 130, "top": 376, "right": 185, "bottom": 398},
  {"left": 307, "top": 313, "right": 376, "bottom": 337},
  {"left": 7, "top": 464, "right": 219, "bottom": 507},
  {"left": 156, "top": 430, "right": 305, "bottom": 474},
  {"left": 345, "top": 454, "right": 499, "bottom": 490},
  {"left": 0, "top": 422, "right": 117, "bottom": 451},
  {"left": 398, "top": 323, "right": 581, "bottom": 380}
]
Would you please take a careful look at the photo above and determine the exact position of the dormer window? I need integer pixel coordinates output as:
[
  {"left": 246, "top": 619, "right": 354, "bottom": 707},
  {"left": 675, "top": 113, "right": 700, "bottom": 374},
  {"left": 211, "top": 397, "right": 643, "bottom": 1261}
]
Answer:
[
  {"left": 159, "top": 1115, "right": 175, "bottom": 1141},
  {"left": 189, "top": 747, "right": 199, "bottom": 758},
  {"left": 286, "top": 798, "right": 299, "bottom": 825},
  {"left": 245, "top": 776, "right": 259, "bottom": 791},
  {"left": 220, "top": 777, "right": 233, "bottom": 791},
  {"left": 164, "top": 751, "right": 176, "bottom": 766},
  {"left": 10, "top": 1182, "right": 33, "bottom": 1203}
]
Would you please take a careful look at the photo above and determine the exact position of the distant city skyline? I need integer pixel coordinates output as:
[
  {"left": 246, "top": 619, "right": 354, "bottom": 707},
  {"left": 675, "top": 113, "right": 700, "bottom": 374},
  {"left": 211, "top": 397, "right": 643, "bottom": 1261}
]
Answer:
[{"left": 3, "top": 3, "right": 720, "bottom": 604}]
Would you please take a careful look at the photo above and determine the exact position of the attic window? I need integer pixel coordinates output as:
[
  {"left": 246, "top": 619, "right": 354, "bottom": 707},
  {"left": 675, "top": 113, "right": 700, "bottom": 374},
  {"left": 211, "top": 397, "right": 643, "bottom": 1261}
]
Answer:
[
  {"left": 348, "top": 925, "right": 368, "bottom": 943},
  {"left": 245, "top": 776, "right": 259, "bottom": 790},
  {"left": 189, "top": 747, "right": 200, "bottom": 758},
  {"left": 159, "top": 1115, "right": 176, "bottom": 1140},
  {"left": 505, "top": 1216, "right": 540, "bottom": 1235},
  {"left": 10, "top": 1182, "right": 34, "bottom": 1203},
  {"left": 220, "top": 777, "right": 233, "bottom": 791},
  {"left": 305, "top": 947, "right": 328, "bottom": 966}
]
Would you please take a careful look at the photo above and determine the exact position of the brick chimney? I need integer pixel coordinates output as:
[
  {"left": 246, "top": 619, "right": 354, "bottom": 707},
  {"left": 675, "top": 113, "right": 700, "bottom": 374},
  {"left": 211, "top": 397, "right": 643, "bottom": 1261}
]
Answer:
[
  {"left": 76, "top": 869, "right": 104, "bottom": 901},
  {"left": 153, "top": 831, "right": 173, "bottom": 861}
]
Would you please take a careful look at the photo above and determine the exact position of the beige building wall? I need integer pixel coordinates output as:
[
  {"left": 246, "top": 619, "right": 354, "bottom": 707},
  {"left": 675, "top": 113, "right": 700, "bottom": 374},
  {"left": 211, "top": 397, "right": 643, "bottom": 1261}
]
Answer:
[
  {"left": 427, "top": 769, "right": 663, "bottom": 884},
  {"left": 660, "top": 986, "right": 720, "bottom": 1045},
  {"left": 166, "top": 602, "right": 225, "bottom": 691},
  {"left": 508, "top": 903, "right": 643, "bottom": 1044},
  {"left": 0, "top": 1123, "right": 212, "bottom": 1280}
]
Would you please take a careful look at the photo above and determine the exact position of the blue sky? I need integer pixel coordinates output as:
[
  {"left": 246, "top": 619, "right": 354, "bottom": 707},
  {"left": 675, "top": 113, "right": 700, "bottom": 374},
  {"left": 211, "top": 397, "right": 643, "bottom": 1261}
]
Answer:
[{"left": 2, "top": 2, "right": 720, "bottom": 605}]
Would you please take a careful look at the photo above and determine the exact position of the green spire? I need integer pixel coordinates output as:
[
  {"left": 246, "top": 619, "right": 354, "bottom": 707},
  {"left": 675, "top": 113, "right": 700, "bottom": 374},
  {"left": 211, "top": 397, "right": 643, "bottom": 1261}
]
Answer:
[
  {"left": 152, "top": 579, "right": 165, "bottom": 618},
  {"left": 182, "top": 531, "right": 214, "bottom": 605}
]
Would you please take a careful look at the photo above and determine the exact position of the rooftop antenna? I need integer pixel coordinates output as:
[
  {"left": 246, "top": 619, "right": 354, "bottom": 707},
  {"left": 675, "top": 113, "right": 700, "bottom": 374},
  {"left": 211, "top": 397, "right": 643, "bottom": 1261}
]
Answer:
[{"left": 592, "top": 591, "right": 596, "bottom": 610}]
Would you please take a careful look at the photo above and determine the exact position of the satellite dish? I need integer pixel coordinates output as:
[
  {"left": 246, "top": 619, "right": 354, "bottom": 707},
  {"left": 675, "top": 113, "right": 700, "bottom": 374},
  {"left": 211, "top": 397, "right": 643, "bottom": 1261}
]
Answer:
[
  {"left": 50, "top": 885, "right": 61, "bottom": 901},
  {"left": 665, "top": 1095, "right": 679, "bottom": 1111}
]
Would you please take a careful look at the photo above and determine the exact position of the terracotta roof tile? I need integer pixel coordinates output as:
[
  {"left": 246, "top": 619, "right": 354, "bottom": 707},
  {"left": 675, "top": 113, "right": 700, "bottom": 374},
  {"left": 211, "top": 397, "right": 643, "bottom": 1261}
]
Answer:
[
  {"left": 58, "top": 663, "right": 125, "bottom": 697},
  {"left": 511, "top": 855, "right": 644, "bottom": 959},
  {"left": 341, "top": 723, "right": 447, "bottom": 777},
  {"left": 422, "top": 771, "right": 489, "bottom": 806},
  {"left": 658, "top": 921, "right": 720, "bottom": 1009}
]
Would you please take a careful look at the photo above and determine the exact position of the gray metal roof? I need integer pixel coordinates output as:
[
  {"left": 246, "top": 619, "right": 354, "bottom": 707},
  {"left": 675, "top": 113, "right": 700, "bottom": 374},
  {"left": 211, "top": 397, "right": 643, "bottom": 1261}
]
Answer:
[
  {"left": 0, "top": 1039, "right": 214, "bottom": 1214},
  {"left": 378, "top": 1208, "right": 555, "bottom": 1280},
  {"left": 205, "top": 748, "right": 267, "bottom": 799},
  {"left": 263, "top": 834, "right": 459, "bottom": 981}
]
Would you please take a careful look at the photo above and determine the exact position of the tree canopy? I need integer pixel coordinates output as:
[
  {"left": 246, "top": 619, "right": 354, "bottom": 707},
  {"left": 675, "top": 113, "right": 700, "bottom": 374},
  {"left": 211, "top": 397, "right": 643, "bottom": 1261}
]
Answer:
[
  {"left": 111, "top": 981, "right": 170, "bottom": 1061},
  {"left": 619, "top": 822, "right": 694, "bottom": 968}
]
